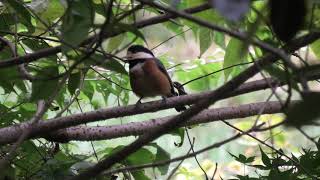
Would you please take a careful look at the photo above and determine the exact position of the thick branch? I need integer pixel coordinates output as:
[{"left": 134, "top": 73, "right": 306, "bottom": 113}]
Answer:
[
  {"left": 46, "top": 101, "right": 294, "bottom": 142},
  {"left": 0, "top": 72, "right": 316, "bottom": 146},
  {"left": 0, "top": 61, "right": 319, "bottom": 145}
]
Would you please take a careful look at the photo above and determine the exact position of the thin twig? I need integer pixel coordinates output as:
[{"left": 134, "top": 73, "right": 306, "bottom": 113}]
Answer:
[
  {"left": 166, "top": 143, "right": 193, "bottom": 180},
  {"left": 185, "top": 129, "right": 209, "bottom": 180}
]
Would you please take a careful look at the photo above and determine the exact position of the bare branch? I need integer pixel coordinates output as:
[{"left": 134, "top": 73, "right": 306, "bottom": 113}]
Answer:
[{"left": 46, "top": 101, "right": 292, "bottom": 142}]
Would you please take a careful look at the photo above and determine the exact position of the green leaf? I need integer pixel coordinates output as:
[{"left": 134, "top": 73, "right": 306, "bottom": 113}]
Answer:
[
  {"left": 0, "top": 104, "right": 19, "bottom": 127},
  {"left": 68, "top": 71, "right": 82, "bottom": 95},
  {"left": 238, "top": 154, "right": 247, "bottom": 163},
  {"left": 264, "top": 64, "right": 299, "bottom": 90},
  {"left": 123, "top": 147, "right": 155, "bottom": 180},
  {"left": 131, "top": 171, "right": 151, "bottom": 180},
  {"left": 213, "top": 31, "right": 226, "bottom": 49},
  {"left": 199, "top": 27, "right": 212, "bottom": 57},
  {"left": 22, "top": 39, "right": 51, "bottom": 50},
  {"left": 269, "top": 169, "right": 294, "bottom": 180},
  {"left": 228, "top": 152, "right": 255, "bottom": 164},
  {"left": 31, "top": 66, "right": 59, "bottom": 101},
  {"left": 92, "top": 1, "right": 107, "bottom": 15},
  {"left": 149, "top": 144, "right": 171, "bottom": 175},
  {"left": 286, "top": 92, "right": 320, "bottom": 127},
  {"left": 82, "top": 80, "right": 95, "bottom": 101},
  {"left": 170, "top": 127, "right": 185, "bottom": 147},
  {"left": 115, "top": 23, "right": 146, "bottom": 43},
  {"left": 4, "top": 0, "right": 35, "bottom": 33},
  {"left": 0, "top": 164, "right": 15, "bottom": 179},
  {"left": 246, "top": 156, "right": 255, "bottom": 163},
  {"left": 176, "top": 61, "right": 222, "bottom": 91},
  {"left": 89, "top": 54, "right": 127, "bottom": 75},
  {"left": 223, "top": 38, "right": 248, "bottom": 80},
  {"left": 311, "top": 40, "right": 320, "bottom": 59},
  {"left": 40, "top": 0, "right": 65, "bottom": 23},
  {"left": 259, "top": 146, "right": 271, "bottom": 167},
  {"left": 0, "top": 13, "right": 16, "bottom": 31},
  {"left": 106, "top": 34, "right": 125, "bottom": 52},
  {"left": 127, "top": 148, "right": 155, "bottom": 165},
  {"left": 0, "top": 47, "right": 26, "bottom": 93},
  {"left": 61, "top": 0, "right": 93, "bottom": 51}
]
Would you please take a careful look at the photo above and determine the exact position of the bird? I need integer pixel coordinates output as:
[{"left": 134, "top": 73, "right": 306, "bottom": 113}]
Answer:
[{"left": 125, "top": 45, "right": 186, "bottom": 112}]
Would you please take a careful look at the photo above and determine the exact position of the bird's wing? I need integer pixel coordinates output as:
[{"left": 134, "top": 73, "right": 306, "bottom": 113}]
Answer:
[{"left": 152, "top": 58, "right": 175, "bottom": 94}]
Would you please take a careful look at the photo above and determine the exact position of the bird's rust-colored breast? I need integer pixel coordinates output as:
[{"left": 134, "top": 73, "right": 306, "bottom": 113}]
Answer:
[{"left": 129, "top": 60, "right": 172, "bottom": 97}]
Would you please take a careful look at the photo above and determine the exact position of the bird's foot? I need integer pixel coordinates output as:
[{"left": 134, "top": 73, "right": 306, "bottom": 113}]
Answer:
[
  {"left": 135, "top": 97, "right": 143, "bottom": 108},
  {"left": 161, "top": 96, "right": 167, "bottom": 103}
]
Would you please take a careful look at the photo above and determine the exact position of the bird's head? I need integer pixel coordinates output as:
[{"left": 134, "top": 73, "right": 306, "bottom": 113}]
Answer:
[{"left": 125, "top": 45, "right": 154, "bottom": 61}]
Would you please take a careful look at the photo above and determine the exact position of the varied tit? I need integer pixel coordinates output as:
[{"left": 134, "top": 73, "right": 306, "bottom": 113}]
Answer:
[{"left": 125, "top": 45, "right": 186, "bottom": 112}]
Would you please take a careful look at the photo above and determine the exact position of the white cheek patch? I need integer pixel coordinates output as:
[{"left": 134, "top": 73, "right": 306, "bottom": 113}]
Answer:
[
  {"left": 130, "top": 62, "right": 144, "bottom": 74},
  {"left": 127, "top": 52, "right": 154, "bottom": 60}
]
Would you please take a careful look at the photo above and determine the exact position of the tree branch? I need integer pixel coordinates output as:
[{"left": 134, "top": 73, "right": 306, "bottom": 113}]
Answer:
[
  {"left": 0, "top": 57, "right": 320, "bottom": 145},
  {"left": 46, "top": 101, "right": 295, "bottom": 142}
]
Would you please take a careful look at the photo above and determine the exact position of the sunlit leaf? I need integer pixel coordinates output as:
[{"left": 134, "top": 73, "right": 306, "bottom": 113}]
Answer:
[
  {"left": 223, "top": 38, "right": 248, "bottom": 80},
  {"left": 40, "top": 0, "right": 65, "bottom": 23},
  {"left": 61, "top": 0, "right": 93, "bottom": 51},
  {"left": 311, "top": 40, "right": 320, "bottom": 59},
  {"left": 199, "top": 27, "right": 212, "bottom": 57}
]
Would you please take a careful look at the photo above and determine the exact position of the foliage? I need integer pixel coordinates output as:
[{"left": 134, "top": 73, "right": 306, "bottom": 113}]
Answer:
[{"left": 228, "top": 145, "right": 320, "bottom": 180}]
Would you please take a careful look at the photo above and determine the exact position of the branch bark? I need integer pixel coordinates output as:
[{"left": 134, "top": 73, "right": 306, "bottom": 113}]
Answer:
[
  {"left": 0, "top": 60, "right": 319, "bottom": 145},
  {"left": 46, "top": 101, "right": 295, "bottom": 142}
]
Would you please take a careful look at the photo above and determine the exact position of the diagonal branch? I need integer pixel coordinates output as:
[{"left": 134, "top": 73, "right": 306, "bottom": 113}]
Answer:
[{"left": 70, "top": 33, "right": 320, "bottom": 180}]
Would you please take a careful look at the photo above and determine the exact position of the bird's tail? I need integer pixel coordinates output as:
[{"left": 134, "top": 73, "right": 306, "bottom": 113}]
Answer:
[{"left": 172, "top": 81, "right": 187, "bottom": 112}]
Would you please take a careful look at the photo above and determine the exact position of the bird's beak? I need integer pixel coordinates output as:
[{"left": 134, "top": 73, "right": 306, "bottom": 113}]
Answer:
[
  {"left": 122, "top": 52, "right": 133, "bottom": 62},
  {"left": 121, "top": 56, "right": 130, "bottom": 63}
]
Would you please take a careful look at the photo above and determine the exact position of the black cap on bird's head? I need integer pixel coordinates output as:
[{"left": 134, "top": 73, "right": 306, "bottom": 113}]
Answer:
[{"left": 126, "top": 45, "right": 154, "bottom": 60}]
